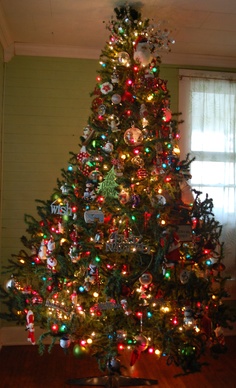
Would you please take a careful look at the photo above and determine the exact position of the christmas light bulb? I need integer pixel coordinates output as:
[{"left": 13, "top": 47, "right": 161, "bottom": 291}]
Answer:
[{"left": 147, "top": 94, "right": 153, "bottom": 101}]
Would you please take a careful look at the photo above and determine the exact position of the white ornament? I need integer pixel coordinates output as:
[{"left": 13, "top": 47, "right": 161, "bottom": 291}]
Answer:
[
  {"left": 47, "top": 257, "right": 57, "bottom": 270},
  {"left": 134, "top": 38, "right": 152, "bottom": 67},
  {"left": 38, "top": 240, "right": 47, "bottom": 260},
  {"left": 60, "top": 337, "right": 71, "bottom": 349},
  {"left": 102, "top": 142, "right": 114, "bottom": 153},
  {"left": 101, "top": 82, "right": 113, "bottom": 94}
]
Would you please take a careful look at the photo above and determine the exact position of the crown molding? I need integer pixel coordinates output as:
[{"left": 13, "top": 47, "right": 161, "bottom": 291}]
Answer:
[
  {"left": 0, "top": 3, "right": 13, "bottom": 50},
  {"left": 14, "top": 42, "right": 101, "bottom": 61},
  {"left": 161, "top": 52, "right": 236, "bottom": 70},
  {"left": 2, "top": 42, "right": 232, "bottom": 69}
]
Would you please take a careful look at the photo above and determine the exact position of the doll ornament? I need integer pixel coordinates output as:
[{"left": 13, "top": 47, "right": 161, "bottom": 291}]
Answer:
[{"left": 26, "top": 309, "right": 36, "bottom": 345}]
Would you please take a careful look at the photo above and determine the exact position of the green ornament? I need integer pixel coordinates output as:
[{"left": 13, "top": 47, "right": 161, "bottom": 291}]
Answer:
[
  {"left": 97, "top": 166, "right": 119, "bottom": 199},
  {"left": 73, "top": 344, "right": 88, "bottom": 358}
]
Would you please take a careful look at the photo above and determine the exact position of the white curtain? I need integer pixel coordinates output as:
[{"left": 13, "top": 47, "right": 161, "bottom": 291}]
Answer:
[{"left": 179, "top": 69, "right": 236, "bottom": 300}]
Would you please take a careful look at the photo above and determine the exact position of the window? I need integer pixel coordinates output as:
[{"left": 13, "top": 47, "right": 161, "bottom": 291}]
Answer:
[{"left": 179, "top": 69, "right": 236, "bottom": 299}]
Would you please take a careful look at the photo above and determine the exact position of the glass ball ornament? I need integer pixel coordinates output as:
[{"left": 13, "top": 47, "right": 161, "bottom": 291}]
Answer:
[
  {"left": 124, "top": 126, "right": 143, "bottom": 146},
  {"left": 119, "top": 189, "right": 130, "bottom": 205},
  {"left": 135, "top": 334, "right": 149, "bottom": 352},
  {"left": 97, "top": 104, "right": 106, "bottom": 116},
  {"left": 89, "top": 170, "right": 103, "bottom": 183},
  {"left": 179, "top": 343, "right": 196, "bottom": 358},
  {"left": 107, "top": 357, "right": 121, "bottom": 372},
  {"left": 102, "top": 142, "right": 114, "bottom": 153},
  {"left": 118, "top": 51, "right": 130, "bottom": 66},
  {"left": 73, "top": 344, "right": 88, "bottom": 358},
  {"left": 60, "top": 336, "right": 71, "bottom": 349},
  {"left": 139, "top": 272, "right": 153, "bottom": 286},
  {"left": 111, "top": 93, "right": 121, "bottom": 104},
  {"left": 156, "top": 194, "right": 166, "bottom": 205},
  {"left": 180, "top": 269, "right": 191, "bottom": 284}
]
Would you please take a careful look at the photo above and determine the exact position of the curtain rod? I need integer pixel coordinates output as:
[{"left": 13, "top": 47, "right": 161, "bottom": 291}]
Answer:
[{"left": 179, "top": 74, "right": 236, "bottom": 82}]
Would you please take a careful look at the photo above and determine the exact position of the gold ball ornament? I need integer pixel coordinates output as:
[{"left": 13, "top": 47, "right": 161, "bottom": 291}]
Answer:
[{"left": 124, "top": 127, "right": 143, "bottom": 146}]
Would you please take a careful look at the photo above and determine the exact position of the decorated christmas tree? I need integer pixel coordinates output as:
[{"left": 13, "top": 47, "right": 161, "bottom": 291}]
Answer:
[{"left": 0, "top": 3, "right": 234, "bottom": 379}]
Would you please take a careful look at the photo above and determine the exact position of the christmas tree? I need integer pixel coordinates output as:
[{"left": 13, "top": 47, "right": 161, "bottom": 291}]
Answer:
[{"left": 0, "top": 3, "right": 234, "bottom": 377}]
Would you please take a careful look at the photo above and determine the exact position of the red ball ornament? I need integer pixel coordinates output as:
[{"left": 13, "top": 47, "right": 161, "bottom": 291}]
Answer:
[
  {"left": 92, "top": 97, "right": 103, "bottom": 110},
  {"left": 137, "top": 167, "right": 148, "bottom": 180},
  {"left": 122, "top": 91, "right": 134, "bottom": 102}
]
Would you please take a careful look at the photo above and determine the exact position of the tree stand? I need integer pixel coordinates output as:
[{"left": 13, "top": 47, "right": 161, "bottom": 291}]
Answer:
[{"left": 67, "top": 373, "right": 158, "bottom": 387}]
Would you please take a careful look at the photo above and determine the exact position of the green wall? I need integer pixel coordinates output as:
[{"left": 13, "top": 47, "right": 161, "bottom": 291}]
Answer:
[{"left": 1, "top": 57, "right": 99, "bottom": 274}]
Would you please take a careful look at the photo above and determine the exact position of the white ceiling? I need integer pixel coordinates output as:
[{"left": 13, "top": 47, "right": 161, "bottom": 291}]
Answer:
[{"left": 0, "top": 0, "right": 236, "bottom": 68}]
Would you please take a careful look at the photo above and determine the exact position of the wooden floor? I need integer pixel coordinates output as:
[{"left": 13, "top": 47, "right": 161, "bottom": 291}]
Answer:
[{"left": 0, "top": 336, "right": 236, "bottom": 388}]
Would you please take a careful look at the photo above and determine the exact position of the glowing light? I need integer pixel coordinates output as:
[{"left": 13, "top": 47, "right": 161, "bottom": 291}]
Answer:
[
  {"left": 147, "top": 94, "right": 153, "bottom": 101},
  {"left": 95, "top": 255, "right": 101, "bottom": 262},
  {"left": 172, "top": 317, "right": 178, "bottom": 325},
  {"left": 51, "top": 323, "right": 59, "bottom": 332},
  {"left": 161, "top": 306, "right": 170, "bottom": 313}
]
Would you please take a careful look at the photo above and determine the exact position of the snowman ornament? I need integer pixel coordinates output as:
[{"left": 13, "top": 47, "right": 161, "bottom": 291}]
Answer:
[{"left": 133, "top": 37, "right": 152, "bottom": 67}]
